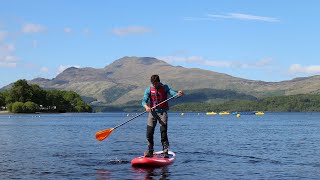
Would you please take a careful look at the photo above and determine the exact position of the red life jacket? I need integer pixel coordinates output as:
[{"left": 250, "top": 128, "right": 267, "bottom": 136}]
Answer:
[{"left": 150, "top": 85, "right": 168, "bottom": 108}]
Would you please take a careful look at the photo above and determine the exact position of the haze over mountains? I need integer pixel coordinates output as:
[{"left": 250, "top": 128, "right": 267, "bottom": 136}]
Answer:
[{"left": 3, "top": 56, "right": 320, "bottom": 107}]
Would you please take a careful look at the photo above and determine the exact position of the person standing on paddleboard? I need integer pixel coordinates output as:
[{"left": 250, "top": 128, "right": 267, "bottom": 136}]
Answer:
[{"left": 142, "top": 75, "right": 183, "bottom": 158}]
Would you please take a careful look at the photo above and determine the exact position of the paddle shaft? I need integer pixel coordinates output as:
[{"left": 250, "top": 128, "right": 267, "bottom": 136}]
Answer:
[{"left": 113, "top": 94, "right": 178, "bottom": 130}]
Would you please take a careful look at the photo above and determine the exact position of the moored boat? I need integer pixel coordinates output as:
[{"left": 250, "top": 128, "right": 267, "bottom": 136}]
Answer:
[
  {"left": 206, "top": 112, "right": 217, "bottom": 115},
  {"left": 255, "top": 111, "right": 265, "bottom": 115},
  {"left": 219, "top": 111, "right": 230, "bottom": 115}
]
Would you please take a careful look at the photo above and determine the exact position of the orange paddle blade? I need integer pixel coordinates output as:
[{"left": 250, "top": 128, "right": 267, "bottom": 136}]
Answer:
[{"left": 95, "top": 128, "right": 114, "bottom": 141}]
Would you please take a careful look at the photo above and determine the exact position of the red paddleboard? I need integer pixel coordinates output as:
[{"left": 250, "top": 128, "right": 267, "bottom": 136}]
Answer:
[{"left": 131, "top": 151, "right": 176, "bottom": 167}]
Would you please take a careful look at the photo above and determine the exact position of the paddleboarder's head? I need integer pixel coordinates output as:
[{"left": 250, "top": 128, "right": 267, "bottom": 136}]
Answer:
[{"left": 151, "top": 75, "right": 160, "bottom": 88}]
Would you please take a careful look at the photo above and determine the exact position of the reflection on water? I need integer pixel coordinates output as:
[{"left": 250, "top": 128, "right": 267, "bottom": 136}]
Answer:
[
  {"left": 95, "top": 165, "right": 171, "bottom": 180},
  {"left": 96, "top": 169, "right": 112, "bottom": 180},
  {"left": 132, "top": 166, "right": 170, "bottom": 180}
]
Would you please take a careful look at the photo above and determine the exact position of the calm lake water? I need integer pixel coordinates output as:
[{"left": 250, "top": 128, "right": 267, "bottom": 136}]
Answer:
[{"left": 1, "top": 112, "right": 320, "bottom": 179}]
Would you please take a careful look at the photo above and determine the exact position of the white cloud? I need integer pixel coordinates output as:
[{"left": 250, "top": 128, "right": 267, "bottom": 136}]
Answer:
[
  {"left": 57, "top": 65, "right": 80, "bottom": 74},
  {"left": 22, "top": 23, "right": 46, "bottom": 33},
  {"left": 0, "top": 44, "right": 18, "bottom": 67},
  {"left": 208, "top": 13, "right": 279, "bottom": 22},
  {"left": 64, "top": 27, "right": 72, "bottom": 33},
  {"left": 112, "top": 26, "right": 151, "bottom": 36},
  {"left": 185, "top": 12, "right": 279, "bottom": 22},
  {"left": 289, "top": 64, "right": 320, "bottom": 74},
  {"left": 0, "top": 61, "right": 17, "bottom": 67},
  {"left": 158, "top": 55, "right": 272, "bottom": 69},
  {"left": 3, "top": 55, "right": 17, "bottom": 62},
  {"left": 0, "top": 55, "right": 18, "bottom": 67},
  {"left": 232, "top": 13, "right": 279, "bottom": 22}
]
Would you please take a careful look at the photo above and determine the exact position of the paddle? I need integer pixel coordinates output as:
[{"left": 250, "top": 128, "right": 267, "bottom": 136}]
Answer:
[{"left": 95, "top": 94, "right": 178, "bottom": 141}]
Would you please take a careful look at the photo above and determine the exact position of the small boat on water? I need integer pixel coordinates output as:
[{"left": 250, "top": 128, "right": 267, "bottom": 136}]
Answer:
[
  {"left": 231, "top": 111, "right": 255, "bottom": 115},
  {"left": 219, "top": 111, "right": 230, "bottom": 115},
  {"left": 255, "top": 111, "right": 265, "bottom": 115},
  {"left": 206, "top": 112, "right": 217, "bottom": 115}
]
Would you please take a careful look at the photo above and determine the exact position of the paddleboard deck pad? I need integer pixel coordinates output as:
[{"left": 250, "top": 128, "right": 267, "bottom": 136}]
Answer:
[{"left": 131, "top": 151, "right": 176, "bottom": 167}]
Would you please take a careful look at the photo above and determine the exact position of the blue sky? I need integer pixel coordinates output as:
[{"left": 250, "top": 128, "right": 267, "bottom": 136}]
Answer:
[{"left": 1, "top": 1, "right": 320, "bottom": 88}]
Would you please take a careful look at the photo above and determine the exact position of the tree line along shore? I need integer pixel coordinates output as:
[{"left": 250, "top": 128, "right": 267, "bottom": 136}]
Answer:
[
  {"left": 0, "top": 79, "right": 92, "bottom": 113},
  {"left": 170, "top": 94, "right": 320, "bottom": 112},
  {"left": 2, "top": 80, "right": 320, "bottom": 113}
]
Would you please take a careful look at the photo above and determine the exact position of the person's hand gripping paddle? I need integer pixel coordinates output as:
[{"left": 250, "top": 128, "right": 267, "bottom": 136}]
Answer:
[{"left": 95, "top": 94, "right": 178, "bottom": 141}]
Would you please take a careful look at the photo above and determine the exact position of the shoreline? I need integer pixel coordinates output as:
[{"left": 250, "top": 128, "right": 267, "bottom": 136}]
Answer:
[
  {"left": 0, "top": 111, "right": 93, "bottom": 114},
  {"left": 0, "top": 111, "right": 11, "bottom": 114}
]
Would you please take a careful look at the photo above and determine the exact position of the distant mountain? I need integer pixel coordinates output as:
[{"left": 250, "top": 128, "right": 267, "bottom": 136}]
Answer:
[{"left": 2, "top": 56, "right": 320, "bottom": 107}]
